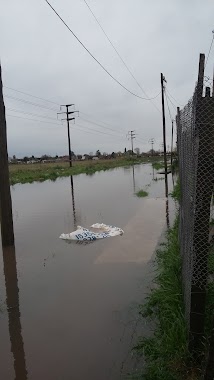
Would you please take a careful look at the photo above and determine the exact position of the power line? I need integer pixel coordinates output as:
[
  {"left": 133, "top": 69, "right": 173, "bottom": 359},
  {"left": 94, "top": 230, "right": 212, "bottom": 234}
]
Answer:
[
  {"left": 205, "top": 30, "right": 214, "bottom": 68},
  {"left": 44, "top": 0, "right": 161, "bottom": 101},
  {"left": 5, "top": 85, "right": 152, "bottom": 139},
  {"left": 75, "top": 122, "right": 126, "bottom": 138},
  {"left": 6, "top": 107, "right": 61, "bottom": 122},
  {"left": 79, "top": 111, "right": 126, "bottom": 133},
  {"left": 4, "top": 87, "right": 126, "bottom": 131},
  {"left": 79, "top": 116, "right": 125, "bottom": 136},
  {"left": 4, "top": 94, "right": 58, "bottom": 112},
  {"left": 5, "top": 88, "right": 128, "bottom": 134},
  {"left": 165, "top": 92, "right": 174, "bottom": 121},
  {"left": 165, "top": 91, "right": 175, "bottom": 168},
  {"left": 165, "top": 88, "right": 184, "bottom": 107},
  {"left": 7, "top": 112, "right": 124, "bottom": 139},
  {"left": 4, "top": 86, "right": 59, "bottom": 106},
  {"left": 82, "top": 0, "right": 161, "bottom": 113},
  {"left": 74, "top": 124, "right": 126, "bottom": 142},
  {"left": 165, "top": 92, "right": 177, "bottom": 111},
  {"left": 135, "top": 138, "right": 146, "bottom": 145},
  {"left": 6, "top": 113, "right": 62, "bottom": 126},
  {"left": 5, "top": 86, "right": 157, "bottom": 137}
]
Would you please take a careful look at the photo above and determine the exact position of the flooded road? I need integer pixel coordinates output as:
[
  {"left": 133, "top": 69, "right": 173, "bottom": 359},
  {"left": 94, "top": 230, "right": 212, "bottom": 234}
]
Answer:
[{"left": 0, "top": 163, "right": 175, "bottom": 380}]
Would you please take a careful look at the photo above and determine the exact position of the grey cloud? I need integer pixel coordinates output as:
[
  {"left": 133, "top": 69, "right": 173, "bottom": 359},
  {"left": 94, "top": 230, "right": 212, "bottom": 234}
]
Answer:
[{"left": 1, "top": 0, "right": 214, "bottom": 156}]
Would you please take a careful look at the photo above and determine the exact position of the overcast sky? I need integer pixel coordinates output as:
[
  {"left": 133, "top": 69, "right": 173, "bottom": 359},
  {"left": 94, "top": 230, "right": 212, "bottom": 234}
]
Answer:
[{"left": 1, "top": 0, "right": 214, "bottom": 157}]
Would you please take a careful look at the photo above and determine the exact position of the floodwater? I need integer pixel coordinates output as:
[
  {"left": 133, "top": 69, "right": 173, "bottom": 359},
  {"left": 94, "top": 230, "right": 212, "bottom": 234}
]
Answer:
[{"left": 0, "top": 163, "right": 175, "bottom": 380}]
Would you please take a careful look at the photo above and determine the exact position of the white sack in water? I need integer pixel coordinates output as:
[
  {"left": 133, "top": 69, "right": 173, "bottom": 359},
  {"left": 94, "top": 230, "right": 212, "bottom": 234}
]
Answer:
[{"left": 59, "top": 223, "right": 124, "bottom": 241}]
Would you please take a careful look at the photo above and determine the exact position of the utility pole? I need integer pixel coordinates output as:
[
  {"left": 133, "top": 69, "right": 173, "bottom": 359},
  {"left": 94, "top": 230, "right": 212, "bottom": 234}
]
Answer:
[
  {"left": 0, "top": 65, "right": 14, "bottom": 246},
  {"left": 128, "top": 130, "right": 136, "bottom": 155},
  {"left": 161, "top": 73, "right": 168, "bottom": 197},
  {"left": 171, "top": 119, "right": 174, "bottom": 166},
  {"left": 3, "top": 245, "right": 27, "bottom": 379},
  {"left": 58, "top": 105, "right": 78, "bottom": 167},
  {"left": 148, "top": 138, "right": 155, "bottom": 157},
  {"left": 159, "top": 142, "right": 164, "bottom": 156}
]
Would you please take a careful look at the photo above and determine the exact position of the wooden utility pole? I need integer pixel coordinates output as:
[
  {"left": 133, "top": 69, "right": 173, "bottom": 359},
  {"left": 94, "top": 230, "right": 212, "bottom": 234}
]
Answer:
[
  {"left": 3, "top": 245, "right": 27, "bottom": 379},
  {"left": 0, "top": 65, "right": 14, "bottom": 246},
  {"left": 58, "top": 105, "right": 78, "bottom": 167},
  {"left": 161, "top": 73, "right": 168, "bottom": 197}
]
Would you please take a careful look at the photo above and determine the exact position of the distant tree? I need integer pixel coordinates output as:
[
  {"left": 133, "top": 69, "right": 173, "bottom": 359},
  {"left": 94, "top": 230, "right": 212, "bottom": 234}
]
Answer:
[
  {"left": 55, "top": 155, "right": 58, "bottom": 159},
  {"left": 134, "top": 147, "right": 140, "bottom": 155},
  {"left": 103, "top": 152, "right": 107, "bottom": 156},
  {"left": 23, "top": 156, "right": 29, "bottom": 163},
  {"left": 13, "top": 155, "right": 16, "bottom": 160},
  {"left": 96, "top": 150, "right": 101, "bottom": 157},
  {"left": 41, "top": 154, "right": 50, "bottom": 160},
  {"left": 124, "top": 147, "right": 127, "bottom": 153},
  {"left": 89, "top": 152, "right": 93, "bottom": 156},
  {"left": 31, "top": 155, "right": 35, "bottom": 160},
  {"left": 77, "top": 154, "right": 82, "bottom": 160},
  {"left": 111, "top": 152, "right": 116, "bottom": 158}
]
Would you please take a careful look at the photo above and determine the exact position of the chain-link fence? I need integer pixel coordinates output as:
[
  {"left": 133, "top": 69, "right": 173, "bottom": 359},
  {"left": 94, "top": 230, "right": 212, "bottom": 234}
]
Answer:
[{"left": 176, "top": 53, "right": 214, "bottom": 360}]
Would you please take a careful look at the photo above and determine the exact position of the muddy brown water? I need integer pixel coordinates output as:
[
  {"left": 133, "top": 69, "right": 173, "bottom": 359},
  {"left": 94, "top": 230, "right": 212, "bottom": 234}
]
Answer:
[{"left": 0, "top": 164, "right": 175, "bottom": 380}]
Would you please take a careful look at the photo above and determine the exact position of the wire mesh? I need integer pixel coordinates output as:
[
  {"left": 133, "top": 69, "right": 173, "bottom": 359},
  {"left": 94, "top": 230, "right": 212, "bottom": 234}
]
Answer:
[{"left": 177, "top": 72, "right": 214, "bottom": 352}]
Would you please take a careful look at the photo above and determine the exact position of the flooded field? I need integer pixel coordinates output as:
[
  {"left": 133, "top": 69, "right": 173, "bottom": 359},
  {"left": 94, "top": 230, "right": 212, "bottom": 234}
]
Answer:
[{"left": 0, "top": 163, "right": 175, "bottom": 380}]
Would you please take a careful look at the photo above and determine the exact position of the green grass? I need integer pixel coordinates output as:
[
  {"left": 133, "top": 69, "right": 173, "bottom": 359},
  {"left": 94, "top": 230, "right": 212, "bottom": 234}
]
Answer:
[
  {"left": 170, "top": 180, "right": 181, "bottom": 201},
  {"left": 135, "top": 189, "right": 149, "bottom": 198},
  {"left": 152, "top": 161, "right": 165, "bottom": 170},
  {"left": 132, "top": 179, "right": 213, "bottom": 379},
  {"left": 9, "top": 158, "right": 146, "bottom": 185},
  {"left": 132, "top": 219, "right": 197, "bottom": 380}
]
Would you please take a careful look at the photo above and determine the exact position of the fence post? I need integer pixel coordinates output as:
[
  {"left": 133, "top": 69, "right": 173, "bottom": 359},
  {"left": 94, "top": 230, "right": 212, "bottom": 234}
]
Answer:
[
  {"left": 0, "top": 65, "right": 14, "bottom": 246},
  {"left": 189, "top": 54, "right": 214, "bottom": 358}
]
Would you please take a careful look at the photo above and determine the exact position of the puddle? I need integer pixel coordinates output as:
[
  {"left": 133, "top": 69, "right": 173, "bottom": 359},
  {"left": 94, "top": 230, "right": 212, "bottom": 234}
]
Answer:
[{"left": 0, "top": 163, "right": 175, "bottom": 379}]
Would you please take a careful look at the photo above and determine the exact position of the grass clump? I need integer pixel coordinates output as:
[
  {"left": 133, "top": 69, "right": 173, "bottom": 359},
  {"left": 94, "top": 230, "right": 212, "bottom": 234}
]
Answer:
[
  {"left": 133, "top": 219, "right": 193, "bottom": 380},
  {"left": 170, "top": 181, "right": 181, "bottom": 202},
  {"left": 152, "top": 161, "right": 165, "bottom": 170},
  {"left": 135, "top": 189, "right": 148, "bottom": 198}
]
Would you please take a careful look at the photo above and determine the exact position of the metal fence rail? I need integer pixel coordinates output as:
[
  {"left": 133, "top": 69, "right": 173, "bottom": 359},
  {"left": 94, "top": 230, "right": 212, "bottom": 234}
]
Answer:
[{"left": 176, "top": 53, "right": 214, "bottom": 360}]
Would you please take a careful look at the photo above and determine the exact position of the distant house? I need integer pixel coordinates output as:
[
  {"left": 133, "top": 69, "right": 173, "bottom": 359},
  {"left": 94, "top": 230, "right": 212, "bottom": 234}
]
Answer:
[
  {"left": 83, "top": 154, "right": 90, "bottom": 160},
  {"left": 92, "top": 156, "right": 99, "bottom": 160}
]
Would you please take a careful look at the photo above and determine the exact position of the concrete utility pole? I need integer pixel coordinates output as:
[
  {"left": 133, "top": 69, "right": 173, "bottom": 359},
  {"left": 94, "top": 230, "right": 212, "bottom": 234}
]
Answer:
[
  {"left": 148, "top": 138, "right": 155, "bottom": 157},
  {"left": 171, "top": 120, "right": 174, "bottom": 166},
  {"left": 0, "top": 65, "right": 14, "bottom": 246},
  {"left": 161, "top": 73, "right": 168, "bottom": 197},
  {"left": 58, "top": 105, "right": 78, "bottom": 167},
  {"left": 128, "top": 130, "right": 136, "bottom": 155}
]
